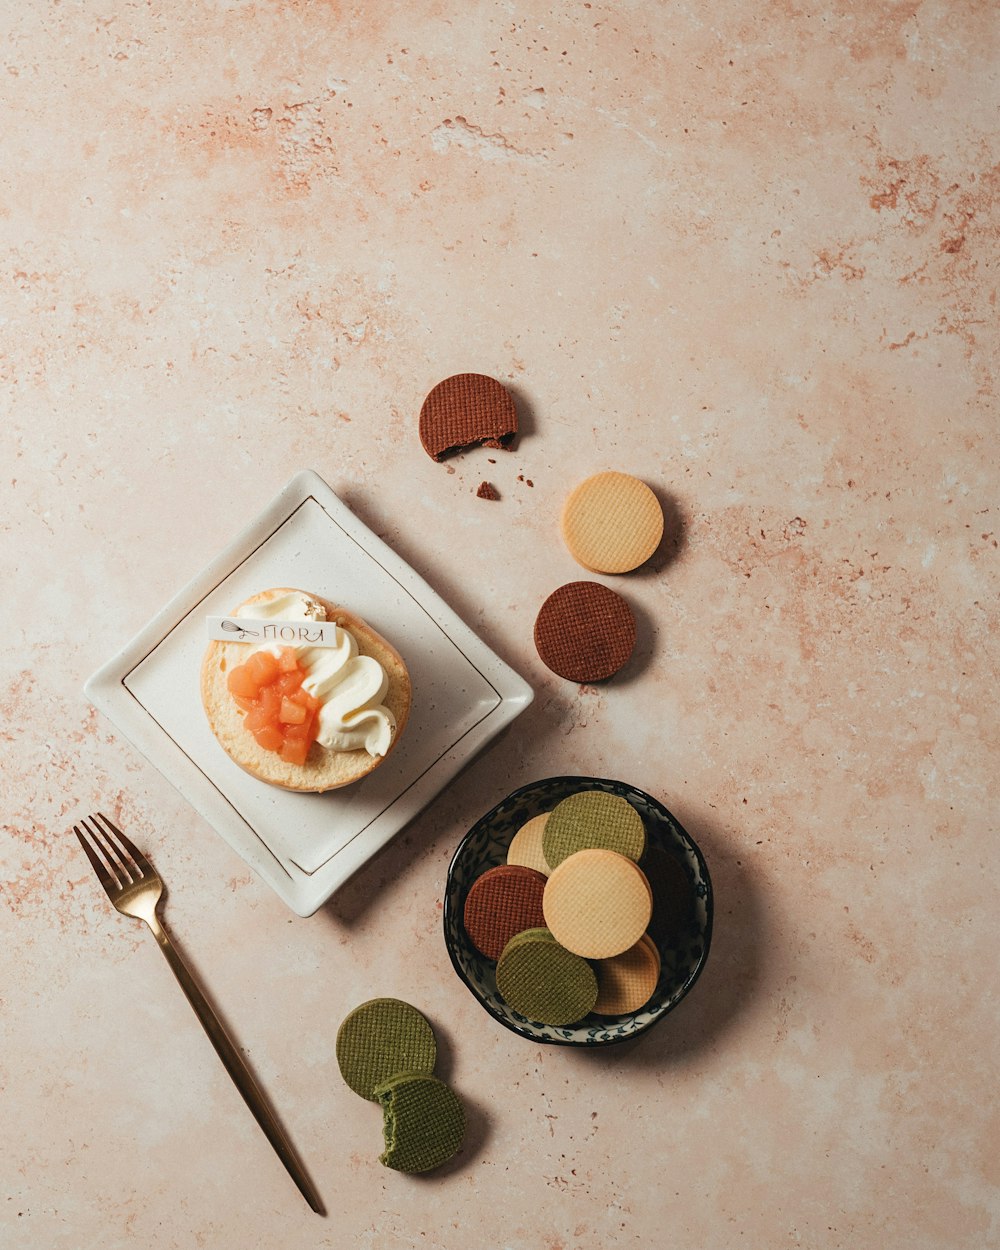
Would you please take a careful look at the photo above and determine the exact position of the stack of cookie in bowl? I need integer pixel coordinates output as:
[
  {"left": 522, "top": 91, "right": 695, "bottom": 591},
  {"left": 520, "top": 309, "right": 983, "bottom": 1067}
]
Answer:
[{"left": 444, "top": 778, "right": 713, "bottom": 1046}]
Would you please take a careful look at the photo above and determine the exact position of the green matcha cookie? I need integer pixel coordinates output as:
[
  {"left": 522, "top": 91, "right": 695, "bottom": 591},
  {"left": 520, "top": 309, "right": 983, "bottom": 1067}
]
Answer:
[
  {"left": 495, "top": 927, "right": 599, "bottom": 1026},
  {"left": 336, "top": 998, "right": 437, "bottom": 1101},
  {"left": 374, "top": 1072, "right": 466, "bottom": 1173},
  {"left": 542, "top": 790, "right": 646, "bottom": 869}
]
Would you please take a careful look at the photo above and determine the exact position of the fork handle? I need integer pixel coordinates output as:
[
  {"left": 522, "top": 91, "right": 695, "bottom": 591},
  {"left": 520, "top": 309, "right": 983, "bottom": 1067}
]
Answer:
[{"left": 147, "top": 917, "right": 323, "bottom": 1214}]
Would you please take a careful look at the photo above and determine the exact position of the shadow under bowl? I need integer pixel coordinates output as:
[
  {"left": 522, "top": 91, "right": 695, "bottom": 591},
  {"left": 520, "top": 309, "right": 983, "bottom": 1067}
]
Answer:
[{"left": 443, "top": 776, "right": 713, "bottom": 1046}]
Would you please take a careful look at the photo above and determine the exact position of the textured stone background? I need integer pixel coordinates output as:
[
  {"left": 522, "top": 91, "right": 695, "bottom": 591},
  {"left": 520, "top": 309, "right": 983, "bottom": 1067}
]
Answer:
[{"left": 2, "top": 3, "right": 997, "bottom": 1247}]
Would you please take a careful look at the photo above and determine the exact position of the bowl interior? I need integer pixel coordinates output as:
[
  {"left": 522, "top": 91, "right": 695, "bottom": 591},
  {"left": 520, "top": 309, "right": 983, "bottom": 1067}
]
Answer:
[{"left": 443, "top": 776, "right": 713, "bottom": 1046}]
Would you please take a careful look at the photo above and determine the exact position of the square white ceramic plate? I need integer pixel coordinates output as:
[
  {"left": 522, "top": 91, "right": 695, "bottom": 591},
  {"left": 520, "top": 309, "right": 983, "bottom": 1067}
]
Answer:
[{"left": 85, "top": 470, "right": 533, "bottom": 916}]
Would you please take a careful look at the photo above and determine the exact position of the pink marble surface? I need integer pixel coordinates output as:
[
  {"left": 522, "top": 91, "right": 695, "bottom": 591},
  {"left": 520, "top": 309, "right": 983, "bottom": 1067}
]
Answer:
[{"left": 2, "top": 2, "right": 998, "bottom": 1246}]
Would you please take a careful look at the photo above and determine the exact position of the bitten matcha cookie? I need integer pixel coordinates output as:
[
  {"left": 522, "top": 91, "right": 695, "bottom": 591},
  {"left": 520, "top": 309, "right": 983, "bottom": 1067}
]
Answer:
[
  {"left": 542, "top": 790, "right": 647, "bottom": 869},
  {"left": 463, "top": 864, "right": 548, "bottom": 961},
  {"left": 542, "top": 849, "right": 653, "bottom": 959},
  {"left": 495, "top": 927, "right": 599, "bottom": 1026},
  {"left": 560, "top": 471, "right": 664, "bottom": 573},
  {"left": 419, "top": 373, "right": 517, "bottom": 461},
  {"left": 373, "top": 1072, "right": 466, "bottom": 1173},
  {"left": 533, "top": 581, "right": 637, "bottom": 682},
  {"left": 336, "top": 998, "right": 437, "bottom": 1101},
  {"left": 592, "top": 933, "right": 662, "bottom": 1016},
  {"left": 506, "top": 813, "right": 552, "bottom": 876}
]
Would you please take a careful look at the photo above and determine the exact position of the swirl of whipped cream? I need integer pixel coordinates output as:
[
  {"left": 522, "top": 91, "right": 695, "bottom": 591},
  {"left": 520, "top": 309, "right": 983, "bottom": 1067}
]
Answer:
[{"left": 235, "top": 592, "right": 395, "bottom": 757}]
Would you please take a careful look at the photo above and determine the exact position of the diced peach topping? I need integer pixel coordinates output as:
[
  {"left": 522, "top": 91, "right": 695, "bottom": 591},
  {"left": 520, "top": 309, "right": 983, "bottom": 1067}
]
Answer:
[{"left": 226, "top": 647, "right": 321, "bottom": 765}]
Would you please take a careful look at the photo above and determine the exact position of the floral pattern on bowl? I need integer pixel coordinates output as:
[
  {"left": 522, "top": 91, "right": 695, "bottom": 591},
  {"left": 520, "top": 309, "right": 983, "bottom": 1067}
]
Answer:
[{"left": 443, "top": 776, "right": 713, "bottom": 1046}]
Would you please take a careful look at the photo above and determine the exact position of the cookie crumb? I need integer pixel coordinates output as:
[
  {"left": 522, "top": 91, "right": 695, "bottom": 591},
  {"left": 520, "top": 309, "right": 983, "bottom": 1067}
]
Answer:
[{"left": 476, "top": 481, "right": 500, "bottom": 500}]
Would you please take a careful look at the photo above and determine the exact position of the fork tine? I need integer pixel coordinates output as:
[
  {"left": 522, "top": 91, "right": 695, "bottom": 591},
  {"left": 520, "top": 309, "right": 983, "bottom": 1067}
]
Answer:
[
  {"left": 74, "top": 823, "right": 121, "bottom": 894},
  {"left": 94, "top": 812, "right": 152, "bottom": 878},
  {"left": 79, "top": 816, "right": 130, "bottom": 888},
  {"left": 83, "top": 815, "right": 137, "bottom": 887}
]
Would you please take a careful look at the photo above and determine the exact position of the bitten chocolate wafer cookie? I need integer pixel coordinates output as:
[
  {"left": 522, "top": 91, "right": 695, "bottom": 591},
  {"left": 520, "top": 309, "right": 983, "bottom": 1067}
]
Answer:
[
  {"left": 534, "top": 581, "right": 637, "bottom": 682},
  {"left": 463, "top": 864, "right": 547, "bottom": 960},
  {"left": 419, "top": 373, "right": 517, "bottom": 461}
]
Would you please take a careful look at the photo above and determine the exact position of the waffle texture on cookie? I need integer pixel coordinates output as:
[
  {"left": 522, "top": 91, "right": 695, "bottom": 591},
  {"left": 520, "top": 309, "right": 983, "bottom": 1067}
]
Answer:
[
  {"left": 542, "top": 790, "right": 647, "bottom": 868},
  {"left": 542, "top": 849, "right": 653, "bottom": 959},
  {"left": 560, "top": 471, "right": 664, "bottom": 573},
  {"left": 463, "top": 864, "right": 548, "bottom": 960},
  {"left": 374, "top": 1072, "right": 466, "bottom": 1173},
  {"left": 592, "top": 933, "right": 662, "bottom": 1015},
  {"left": 419, "top": 373, "right": 517, "bottom": 461},
  {"left": 336, "top": 998, "right": 437, "bottom": 1101},
  {"left": 506, "top": 813, "right": 553, "bottom": 876},
  {"left": 533, "top": 581, "right": 637, "bottom": 682},
  {"left": 495, "top": 927, "right": 599, "bottom": 1025}
]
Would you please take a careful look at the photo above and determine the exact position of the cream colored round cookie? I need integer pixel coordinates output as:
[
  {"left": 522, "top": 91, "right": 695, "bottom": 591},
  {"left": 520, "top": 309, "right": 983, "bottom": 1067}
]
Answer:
[
  {"left": 506, "top": 813, "right": 552, "bottom": 876},
  {"left": 542, "top": 849, "right": 653, "bottom": 959},
  {"left": 592, "top": 933, "right": 662, "bottom": 1015},
  {"left": 560, "top": 471, "right": 664, "bottom": 574},
  {"left": 201, "top": 587, "right": 411, "bottom": 792}
]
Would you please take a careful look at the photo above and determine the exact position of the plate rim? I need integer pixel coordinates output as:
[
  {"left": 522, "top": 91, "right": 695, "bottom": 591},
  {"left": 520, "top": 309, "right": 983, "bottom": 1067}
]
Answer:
[{"left": 85, "top": 469, "right": 533, "bottom": 916}]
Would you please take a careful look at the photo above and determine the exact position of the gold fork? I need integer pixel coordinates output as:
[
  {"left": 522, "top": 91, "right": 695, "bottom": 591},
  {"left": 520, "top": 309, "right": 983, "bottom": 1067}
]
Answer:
[{"left": 73, "top": 812, "right": 323, "bottom": 1214}]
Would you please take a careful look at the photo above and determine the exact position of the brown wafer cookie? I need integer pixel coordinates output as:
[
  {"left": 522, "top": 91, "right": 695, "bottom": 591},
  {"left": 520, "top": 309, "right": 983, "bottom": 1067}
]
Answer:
[
  {"left": 561, "top": 471, "right": 664, "bottom": 573},
  {"left": 463, "top": 864, "right": 547, "bottom": 961},
  {"left": 419, "top": 373, "right": 517, "bottom": 461},
  {"left": 533, "top": 581, "right": 636, "bottom": 682}
]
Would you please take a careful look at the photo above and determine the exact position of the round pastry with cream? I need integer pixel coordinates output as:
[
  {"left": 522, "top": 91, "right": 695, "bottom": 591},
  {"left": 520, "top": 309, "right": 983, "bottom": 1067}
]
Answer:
[{"left": 201, "top": 587, "right": 411, "bottom": 792}]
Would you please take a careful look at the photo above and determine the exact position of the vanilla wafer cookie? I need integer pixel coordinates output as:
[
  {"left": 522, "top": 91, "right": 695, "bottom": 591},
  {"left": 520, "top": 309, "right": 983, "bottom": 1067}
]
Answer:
[
  {"left": 592, "top": 933, "right": 662, "bottom": 1015},
  {"left": 336, "top": 998, "right": 437, "bottom": 1101},
  {"left": 419, "top": 373, "right": 517, "bottom": 461},
  {"left": 542, "top": 790, "right": 646, "bottom": 869},
  {"left": 543, "top": 849, "right": 653, "bottom": 959},
  {"left": 506, "top": 813, "right": 552, "bottom": 876},
  {"left": 533, "top": 581, "right": 636, "bottom": 682},
  {"left": 463, "top": 864, "right": 547, "bottom": 961},
  {"left": 561, "top": 471, "right": 664, "bottom": 573}
]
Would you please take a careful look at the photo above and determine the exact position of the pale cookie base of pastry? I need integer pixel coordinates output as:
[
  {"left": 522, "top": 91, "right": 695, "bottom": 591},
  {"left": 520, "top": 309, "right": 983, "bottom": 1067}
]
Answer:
[
  {"left": 201, "top": 587, "right": 411, "bottom": 793},
  {"left": 560, "top": 471, "right": 664, "bottom": 574}
]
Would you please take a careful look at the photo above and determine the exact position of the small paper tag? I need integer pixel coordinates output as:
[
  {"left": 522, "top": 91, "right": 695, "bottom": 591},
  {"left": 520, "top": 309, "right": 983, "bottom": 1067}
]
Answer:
[{"left": 206, "top": 616, "right": 343, "bottom": 646}]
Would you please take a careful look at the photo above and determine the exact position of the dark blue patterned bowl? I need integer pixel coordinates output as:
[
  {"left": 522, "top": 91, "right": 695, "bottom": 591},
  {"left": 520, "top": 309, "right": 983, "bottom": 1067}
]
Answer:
[{"left": 443, "top": 776, "right": 713, "bottom": 1046}]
